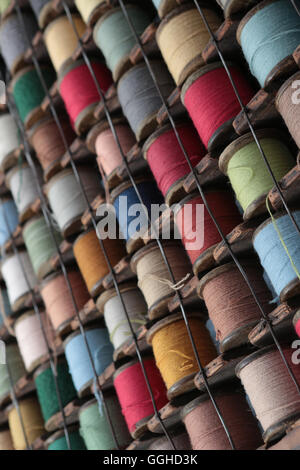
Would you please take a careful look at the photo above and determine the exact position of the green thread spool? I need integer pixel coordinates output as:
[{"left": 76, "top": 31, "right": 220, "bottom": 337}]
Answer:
[
  {"left": 79, "top": 396, "right": 130, "bottom": 450},
  {"left": 22, "top": 215, "right": 62, "bottom": 280},
  {"left": 0, "top": 343, "right": 26, "bottom": 402},
  {"left": 47, "top": 428, "right": 86, "bottom": 450},
  {"left": 0, "top": 0, "right": 10, "bottom": 14},
  {"left": 12, "top": 66, "right": 56, "bottom": 125},
  {"left": 219, "top": 129, "right": 295, "bottom": 220},
  {"left": 34, "top": 360, "right": 77, "bottom": 429}
]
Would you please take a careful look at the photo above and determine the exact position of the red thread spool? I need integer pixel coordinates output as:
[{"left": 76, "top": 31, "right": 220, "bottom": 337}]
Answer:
[
  {"left": 181, "top": 62, "right": 254, "bottom": 150},
  {"left": 143, "top": 122, "right": 206, "bottom": 205},
  {"left": 113, "top": 357, "right": 168, "bottom": 438},
  {"left": 59, "top": 59, "right": 112, "bottom": 134},
  {"left": 174, "top": 191, "right": 242, "bottom": 274}
]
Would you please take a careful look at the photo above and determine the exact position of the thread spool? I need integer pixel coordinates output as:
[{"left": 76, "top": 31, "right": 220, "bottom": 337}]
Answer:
[
  {"left": 12, "top": 66, "right": 56, "bottom": 128},
  {"left": 40, "top": 268, "right": 90, "bottom": 334},
  {"left": 182, "top": 388, "right": 262, "bottom": 450},
  {"left": 219, "top": 129, "right": 295, "bottom": 220},
  {"left": 7, "top": 397, "right": 44, "bottom": 450},
  {"left": 181, "top": 62, "right": 254, "bottom": 151},
  {"left": 0, "top": 198, "right": 19, "bottom": 248},
  {"left": 0, "top": 343, "right": 26, "bottom": 404},
  {"left": 0, "top": 288, "right": 13, "bottom": 329},
  {"left": 143, "top": 122, "right": 206, "bottom": 205},
  {"left": 64, "top": 327, "right": 114, "bottom": 396},
  {"left": 294, "top": 311, "right": 300, "bottom": 338},
  {"left": 96, "top": 284, "right": 147, "bottom": 354},
  {"left": 94, "top": 5, "right": 151, "bottom": 81},
  {"left": 216, "top": 0, "right": 260, "bottom": 18},
  {"left": 152, "top": 0, "right": 187, "bottom": 19},
  {"left": 156, "top": 5, "right": 221, "bottom": 86},
  {"left": 111, "top": 178, "right": 164, "bottom": 254},
  {"left": 0, "top": 12, "right": 38, "bottom": 74},
  {"left": 276, "top": 71, "right": 300, "bottom": 149},
  {"left": 46, "top": 426, "right": 86, "bottom": 450},
  {"left": 46, "top": 167, "right": 101, "bottom": 237},
  {"left": 1, "top": 251, "right": 37, "bottom": 312},
  {"left": 79, "top": 394, "right": 130, "bottom": 450},
  {"left": 117, "top": 60, "right": 174, "bottom": 141},
  {"left": 29, "top": 116, "right": 75, "bottom": 182},
  {"left": 198, "top": 261, "right": 272, "bottom": 352},
  {"left": 23, "top": 215, "right": 62, "bottom": 280},
  {"left": 0, "top": 427, "right": 14, "bottom": 450},
  {"left": 0, "top": 114, "right": 19, "bottom": 172},
  {"left": 253, "top": 210, "right": 300, "bottom": 301},
  {"left": 29, "top": 0, "right": 54, "bottom": 28},
  {"left": 0, "top": 0, "right": 10, "bottom": 15},
  {"left": 75, "top": 0, "right": 108, "bottom": 25},
  {"left": 73, "top": 228, "right": 126, "bottom": 297},
  {"left": 6, "top": 163, "right": 43, "bottom": 223},
  {"left": 148, "top": 428, "right": 191, "bottom": 450},
  {"left": 174, "top": 191, "right": 242, "bottom": 274},
  {"left": 237, "top": 0, "right": 300, "bottom": 88},
  {"left": 58, "top": 59, "right": 113, "bottom": 135},
  {"left": 147, "top": 312, "right": 216, "bottom": 399},
  {"left": 34, "top": 359, "right": 77, "bottom": 431},
  {"left": 131, "top": 241, "right": 191, "bottom": 320},
  {"left": 44, "top": 15, "right": 86, "bottom": 73},
  {"left": 236, "top": 345, "right": 300, "bottom": 443},
  {"left": 113, "top": 357, "right": 168, "bottom": 438}
]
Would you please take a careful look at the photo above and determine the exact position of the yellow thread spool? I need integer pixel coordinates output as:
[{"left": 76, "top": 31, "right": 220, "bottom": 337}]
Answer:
[
  {"left": 75, "top": 0, "right": 108, "bottom": 25},
  {"left": 7, "top": 396, "right": 44, "bottom": 450},
  {"left": 44, "top": 15, "right": 86, "bottom": 73},
  {"left": 156, "top": 5, "right": 221, "bottom": 85}
]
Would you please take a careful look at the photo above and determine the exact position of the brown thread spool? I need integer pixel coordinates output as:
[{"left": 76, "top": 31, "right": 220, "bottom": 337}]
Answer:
[
  {"left": 197, "top": 260, "right": 273, "bottom": 352},
  {"left": 182, "top": 388, "right": 262, "bottom": 450},
  {"left": 236, "top": 345, "right": 300, "bottom": 443},
  {"left": 29, "top": 116, "right": 75, "bottom": 182},
  {"left": 276, "top": 71, "right": 300, "bottom": 150},
  {"left": 40, "top": 268, "right": 90, "bottom": 334},
  {"left": 73, "top": 228, "right": 126, "bottom": 297}
]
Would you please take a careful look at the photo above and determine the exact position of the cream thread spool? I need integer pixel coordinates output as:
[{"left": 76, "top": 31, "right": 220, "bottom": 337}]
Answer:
[
  {"left": 75, "top": 0, "right": 108, "bottom": 25},
  {"left": 0, "top": 114, "right": 19, "bottom": 172}
]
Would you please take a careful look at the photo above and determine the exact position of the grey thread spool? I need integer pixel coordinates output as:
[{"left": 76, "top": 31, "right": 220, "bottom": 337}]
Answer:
[
  {"left": 0, "top": 12, "right": 38, "bottom": 73},
  {"left": 29, "top": 0, "right": 52, "bottom": 28},
  {"left": 117, "top": 60, "right": 174, "bottom": 141}
]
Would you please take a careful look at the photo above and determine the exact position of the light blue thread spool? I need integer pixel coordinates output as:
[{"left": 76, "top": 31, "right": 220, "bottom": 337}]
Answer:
[
  {"left": 253, "top": 210, "right": 300, "bottom": 299},
  {"left": 0, "top": 199, "right": 19, "bottom": 247},
  {"left": 238, "top": 0, "right": 300, "bottom": 87},
  {"left": 64, "top": 327, "right": 114, "bottom": 394}
]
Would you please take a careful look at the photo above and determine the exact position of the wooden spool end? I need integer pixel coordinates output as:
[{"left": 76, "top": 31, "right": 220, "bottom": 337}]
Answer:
[
  {"left": 202, "top": 18, "right": 241, "bottom": 64},
  {"left": 213, "top": 220, "right": 259, "bottom": 264},
  {"left": 141, "top": 207, "right": 174, "bottom": 246},
  {"left": 147, "top": 402, "right": 182, "bottom": 434},
  {"left": 183, "top": 155, "right": 225, "bottom": 194},
  {"left": 72, "top": 31, "right": 96, "bottom": 63},
  {"left": 268, "top": 164, "right": 300, "bottom": 212},
  {"left": 264, "top": 420, "right": 300, "bottom": 450},
  {"left": 81, "top": 193, "right": 105, "bottom": 227},
  {"left": 74, "top": 103, "right": 98, "bottom": 136},
  {"left": 130, "top": 23, "right": 159, "bottom": 65},
  {"left": 157, "top": 87, "right": 186, "bottom": 126},
  {"left": 263, "top": 413, "right": 300, "bottom": 445},
  {"left": 192, "top": 245, "right": 217, "bottom": 276},
  {"left": 69, "top": 299, "right": 100, "bottom": 333},
  {"left": 156, "top": 0, "right": 189, "bottom": 18},
  {"left": 94, "top": 84, "right": 120, "bottom": 121},
  {"left": 220, "top": 0, "right": 261, "bottom": 18},
  {"left": 50, "top": 239, "right": 73, "bottom": 270},
  {"left": 88, "top": 361, "right": 116, "bottom": 398},
  {"left": 168, "top": 275, "right": 201, "bottom": 312},
  {"left": 86, "top": 1, "right": 113, "bottom": 28},
  {"left": 113, "top": 334, "right": 149, "bottom": 363},
  {"left": 45, "top": 398, "right": 85, "bottom": 433},
  {"left": 61, "top": 138, "right": 92, "bottom": 168},
  {"left": 102, "top": 255, "right": 136, "bottom": 290},
  {"left": 24, "top": 31, "right": 48, "bottom": 63},
  {"left": 44, "top": 424, "right": 79, "bottom": 450},
  {"left": 0, "top": 149, "right": 19, "bottom": 174},
  {"left": 41, "top": 81, "right": 60, "bottom": 113}
]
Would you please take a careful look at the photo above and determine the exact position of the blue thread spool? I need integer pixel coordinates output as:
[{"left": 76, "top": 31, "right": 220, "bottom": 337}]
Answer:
[
  {"left": 0, "top": 199, "right": 19, "bottom": 247},
  {"left": 237, "top": 0, "right": 300, "bottom": 88},
  {"left": 111, "top": 178, "right": 164, "bottom": 254},
  {"left": 64, "top": 326, "right": 114, "bottom": 396},
  {"left": 253, "top": 210, "right": 300, "bottom": 301}
]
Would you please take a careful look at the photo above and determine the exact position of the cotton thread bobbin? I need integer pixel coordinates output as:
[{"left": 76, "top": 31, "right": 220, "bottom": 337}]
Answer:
[
  {"left": 64, "top": 326, "right": 114, "bottom": 396},
  {"left": 197, "top": 261, "right": 272, "bottom": 352},
  {"left": 236, "top": 344, "right": 300, "bottom": 443},
  {"left": 0, "top": 198, "right": 19, "bottom": 248},
  {"left": 58, "top": 59, "right": 113, "bottom": 134},
  {"left": 117, "top": 60, "right": 174, "bottom": 141},
  {"left": 156, "top": 4, "right": 221, "bottom": 86},
  {"left": 174, "top": 190, "right": 242, "bottom": 274},
  {"left": 29, "top": 0, "right": 54, "bottom": 28},
  {"left": 131, "top": 241, "right": 192, "bottom": 320},
  {"left": 181, "top": 62, "right": 254, "bottom": 151},
  {"left": 14, "top": 310, "right": 56, "bottom": 373},
  {"left": 147, "top": 312, "right": 216, "bottom": 399},
  {"left": 276, "top": 71, "right": 300, "bottom": 149},
  {"left": 113, "top": 357, "right": 168, "bottom": 438},
  {"left": 143, "top": 122, "right": 206, "bottom": 205},
  {"left": 79, "top": 394, "right": 130, "bottom": 450},
  {"left": 75, "top": 0, "right": 109, "bottom": 25},
  {"left": 22, "top": 215, "right": 62, "bottom": 280},
  {"left": 219, "top": 129, "right": 295, "bottom": 220},
  {"left": 46, "top": 427, "right": 86, "bottom": 450},
  {"left": 253, "top": 210, "right": 300, "bottom": 300},
  {"left": 182, "top": 388, "right": 262, "bottom": 450},
  {"left": 93, "top": 5, "right": 151, "bottom": 81},
  {"left": 73, "top": 228, "right": 126, "bottom": 297},
  {"left": 6, "top": 163, "right": 43, "bottom": 223},
  {"left": 7, "top": 396, "right": 45, "bottom": 450},
  {"left": 46, "top": 166, "right": 101, "bottom": 238},
  {"left": 0, "top": 343, "right": 26, "bottom": 404},
  {"left": 0, "top": 114, "right": 19, "bottom": 172},
  {"left": 237, "top": 0, "right": 300, "bottom": 88},
  {"left": 1, "top": 251, "right": 37, "bottom": 312},
  {"left": 0, "top": 427, "right": 14, "bottom": 450},
  {"left": 40, "top": 268, "right": 90, "bottom": 334}
]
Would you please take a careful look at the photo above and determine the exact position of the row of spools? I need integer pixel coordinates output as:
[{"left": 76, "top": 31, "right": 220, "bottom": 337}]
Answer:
[{"left": 0, "top": 0, "right": 299, "bottom": 451}]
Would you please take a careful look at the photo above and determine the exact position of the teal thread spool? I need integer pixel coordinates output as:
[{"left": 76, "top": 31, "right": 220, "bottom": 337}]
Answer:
[
  {"left": 46, "top": 427, "right": 86, "bottom": 450},
  {"left": 0, "top": 343, "right": 26, "bottom": 403},
  {"left": 93, "top": 5, "right": 151, "bottom": 81},
  {"left": 22, "top": 215, "right": 62, "bottom": 280},
  {"left": 237, "top": 0, "right": 300, "bottom": 88},
  {"left": 79, "top": 395, "right": 130, "bottom": 450}
]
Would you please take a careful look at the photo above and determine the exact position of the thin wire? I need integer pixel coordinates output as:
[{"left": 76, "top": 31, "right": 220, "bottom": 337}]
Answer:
[{"left": 291, "top": 0, "right": 300, "bottom": 16}]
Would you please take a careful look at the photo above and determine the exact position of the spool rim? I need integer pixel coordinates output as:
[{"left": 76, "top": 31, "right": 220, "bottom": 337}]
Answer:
[
  {"left": 5, "top": 162, "right": 30, "bottom": 190},
  {"left": 45, "top": 167, "right": 75, "bottom": 197},
  {"left": 86, "top": 117, "right": 126, "bottom": 153},
  {"left": 57, "top": 56, "right": 103, "bottom": 89},
  {"left": 113, "top": 355, "right": 153, "bottom": 381},
  {"left": 236, "top": 0, "right": 280, "bottom": 44},
  {"left": 63, "top": 324, "right": 102, "bottom": 350},
  {"left": 13, "top": 309, "right": 36, "bottom": 329},
  {"left": 96, "top": 282, "right": 139, "bottom": 313},
  {"left": 45, "top": 424, "right": 79, "bottom": 448},
  {"left": 10, "top": 65, "right": 36, "bottom": 92},
  {"left": 235, "top": 343, "right": 277, "bottom": 378},
  {"left": 73, "top": 227, "right": 95, "bottom": 251},
  {"left": 130, "top": 240, "right": 183, "bottom": 274},
  {"left": 22, "top": 213, "right": 44, "bottom": 234},
  {"left": 142, "top": 120, "right": 190, "bottom": 161}
]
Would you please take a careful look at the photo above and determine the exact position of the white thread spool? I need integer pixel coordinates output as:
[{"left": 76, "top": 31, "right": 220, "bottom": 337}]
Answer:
[
  {"left": 6, "top": 163, "right": 43, "bottom": 223},
  {"left": 46, "top": 167, "right": 101, "bottom": 237},
  {"left": 97, "top": 285, "right": 147, "bottom": 352},
  {"left": 1, "top": 252, "right": 37, "bottom": 312},
  {"left": 0, "top": 114, "right": 19, "bottom": 172}
]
